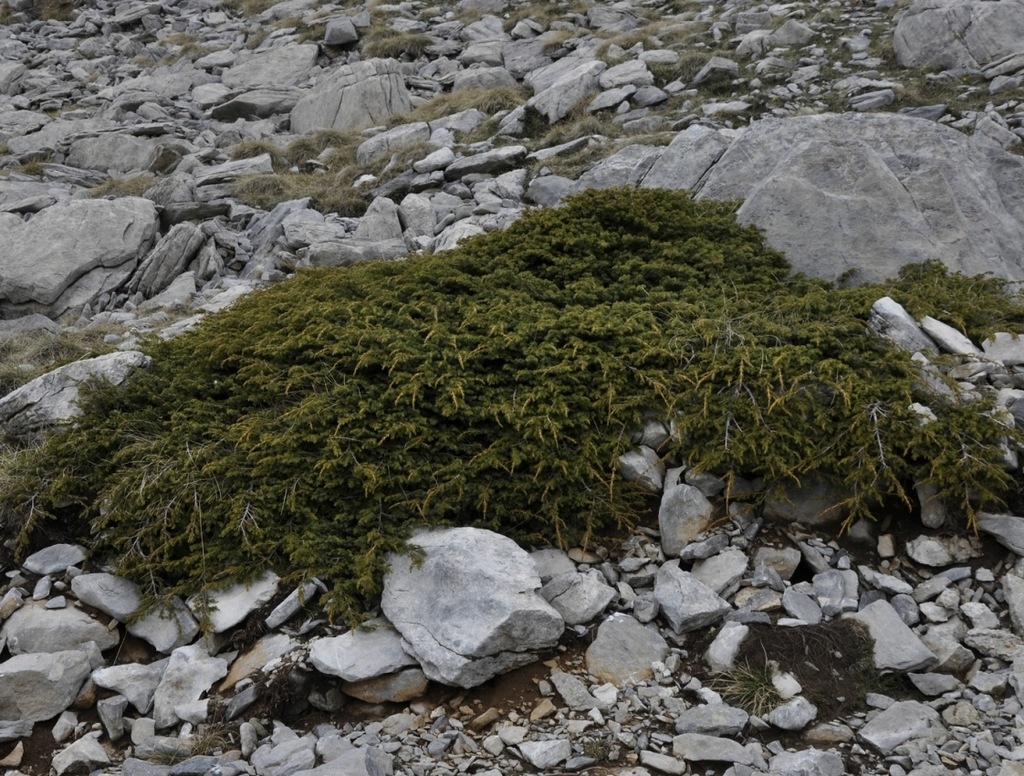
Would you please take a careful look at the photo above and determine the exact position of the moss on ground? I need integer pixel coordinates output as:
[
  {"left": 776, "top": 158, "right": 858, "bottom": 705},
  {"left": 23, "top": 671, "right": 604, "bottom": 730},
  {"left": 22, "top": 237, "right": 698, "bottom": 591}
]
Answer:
[{"left": 4, "top": 188, "right": 1023, "bottom": 622}]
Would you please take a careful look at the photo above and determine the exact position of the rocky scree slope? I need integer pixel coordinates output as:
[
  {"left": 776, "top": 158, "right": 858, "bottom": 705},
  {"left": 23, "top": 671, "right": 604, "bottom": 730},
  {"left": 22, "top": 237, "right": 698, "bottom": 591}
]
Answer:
[{"left": 3, "top": 0, "right": 1024, "bottom": 774}]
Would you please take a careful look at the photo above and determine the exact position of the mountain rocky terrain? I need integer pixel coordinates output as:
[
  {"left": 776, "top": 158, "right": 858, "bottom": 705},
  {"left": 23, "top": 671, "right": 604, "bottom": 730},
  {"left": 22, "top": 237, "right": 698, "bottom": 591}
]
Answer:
[{"left": 3, "top": 0, "right": 1024, "bottom": 774}]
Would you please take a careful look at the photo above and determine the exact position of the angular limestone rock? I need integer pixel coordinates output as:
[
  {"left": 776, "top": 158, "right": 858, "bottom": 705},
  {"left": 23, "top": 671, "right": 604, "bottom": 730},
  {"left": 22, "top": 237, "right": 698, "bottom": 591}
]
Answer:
[
  {"left": 0, "top": 650, "right": 92, "bottom": 723},
  {"left": 381, "top": 527, "right": 563, "bottom": 688}
]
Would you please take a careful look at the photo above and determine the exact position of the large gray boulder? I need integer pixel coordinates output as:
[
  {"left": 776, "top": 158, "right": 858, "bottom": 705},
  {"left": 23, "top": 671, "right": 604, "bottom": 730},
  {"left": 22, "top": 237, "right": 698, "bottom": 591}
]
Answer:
[
  {"left": 381, "top": 527, "right": 564, "bottom": 688},
  {"left": 0, "top": 651, "right": 92, "bottom": 723},
  {"left": 0, "top": 351, "right": 151, "bottom": 444},
  {"left": 0, "top": 602, "right": 119, "bottom": 655},
  {"left": 290, "top": 59, "right": 412, "bottom": 134},
  {"left": 0, "top": 198, "right": 159, "bottom": 316},
  {"left": 222, "top": 44, "right": 319, "bottom": 90},
  {"left": 893, "top": 0, "right": 1024, "bottom": 72},
  {"left": 636, "top": 113, "right": 1024, "bottom": 284}
]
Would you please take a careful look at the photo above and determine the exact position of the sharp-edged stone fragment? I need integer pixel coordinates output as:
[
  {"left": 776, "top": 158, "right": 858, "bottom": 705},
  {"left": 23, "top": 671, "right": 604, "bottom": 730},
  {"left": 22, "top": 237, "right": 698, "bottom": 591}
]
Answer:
[
  {"left": 845, "top": 600, "right": 937, "bottom": 672},
  {"left": 381, "top": 527, "right": 563, "bottom": 688},
  {"left": 52, "top": 732, "right": 110, "bottom": 776},
  {"left": 658, "top": 483, "right": 713, "bottom": 557},
  {"left": 92, "top": 661, "right": 167, "bottom": 714},
  {"left": 674, "top": 703, "right": 748, "bottom": 737},
  {"left": 517, "top": 739, "right": 571, "bottom": 769},
  {"left": 857, "top": 700, "right": 945, "bottom": 755},
  {"left": 187, "top": 571, "right": 279, "bottom": 634},
  {"left": 672, "top": 733, "right": 753, "bottom": 764},
  {"left": 152, "top": 644, "right": 228, "bottom": 730},
  {"left": 979, "top": 513, "right": 1024, "bottom": 555},
  {"left": 72, "top": 572, "right": 198, "bottom": 653},
  {"left": 540, "top": 570, "right": 615, "bottom": 625},
  {"left": 585, "top": 613, "right": 669, "bottom": 686},
  {"left": 309, "top": 619, "right": 418, "bottom": 683},
  {"left": 654, "top": 561, "right": 731, "bottom": 633},
  {"left": 0, "top": 352, "right": 151, "bottom": 444},
  {"left": 0, "top": 650, "right": 92, "bottom": 723}
]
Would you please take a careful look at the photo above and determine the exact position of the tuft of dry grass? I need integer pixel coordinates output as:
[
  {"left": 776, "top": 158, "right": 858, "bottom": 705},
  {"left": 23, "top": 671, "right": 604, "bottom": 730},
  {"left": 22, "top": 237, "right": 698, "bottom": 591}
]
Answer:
[
  {"left": 361, "top": 23, "right": 434, "bottom": 59},
  {"left": 233, "top": 172, "right": 369, "bottom": 216},
  {"left": 223, "top": 0, "right": 281, "bottom": 16},
  {"left": 89, "top": 175, "right": 155, "bottom": 199},
  {"left": 0, "top": 327, "right": 118, "bottom": 398},
  {"left": 400, "top": 85, "right": 532, "bottom": 124}
]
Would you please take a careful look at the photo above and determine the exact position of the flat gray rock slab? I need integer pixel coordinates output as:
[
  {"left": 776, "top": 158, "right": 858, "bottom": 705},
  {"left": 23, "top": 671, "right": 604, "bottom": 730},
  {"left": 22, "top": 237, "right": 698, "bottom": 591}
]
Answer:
[
  {"left": 517, "top": 739, "right": 570, "bottom": 769},
  {"left": 894, "top": 0, "right": 1024, "bottom": 71},
  {"left": 290, "top": 58, "right": 411, "bottom": 134},
  {"left": 654, "top": 561, "right": 731, "bottom": 633},
  {"left": 692, "top": 547, "right": 749, "bottom": 596},
  {"left": 187, "top": 571, "right": 280, "bottom": 634},
  {"left": 0, "top": 650, "right": 92, "bottom": 722},
  {"left": 674, "top": 703, "right": 749, "bottom": 736},
  {"left": 857, "top": 700, "right": 946, "bottom": 755},
  {"left": 0, "top": 601, "right": 119, "bottom": 654},
  {"left": 767, "top": 748, "right": 845, "bottom": 775},
  {"left": 381, "top": 527, "right": 563, "bottom": 688},
  {"left": 672, "top": 734, "right": 753, "bottom": 765},
  {"left": 979, "top": 513, "right": 1024, "bottom": 555},
  {"left": 645, "top": 113, "right": 1024, "bottom": 285},
  {"left": 21, "top": 543, "right": 86, "bottom": 575},
  {"left": 0, "top": 197, "right": 158, "bottom": 309},
  {"left": 845, "top": 600, "right": 937, "bottom": 672},
  {"left": 342, "top": 667, "right": 429, "bottom": 704},
  {"left": 0, "top": 351, "right": 151, "bottom": 443},
  {"left": 585, "top": 613, "right": 669, "bottom": 686},
  {"left": 309, "top": 619, "right": 418, "bottom": 682}
]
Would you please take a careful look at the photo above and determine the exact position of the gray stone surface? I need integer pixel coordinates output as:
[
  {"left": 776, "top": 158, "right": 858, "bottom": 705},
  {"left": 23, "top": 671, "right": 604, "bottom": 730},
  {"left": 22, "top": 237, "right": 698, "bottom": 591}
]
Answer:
[
  {"left": 540, "top": 569, "right": 615, "bottom": 625},
  {"left": 867, "top": 296, "right": 938, "bottom": 354},
  {"left": 643, "top": 113, "right": 1024, "bottom": 284},
  {"left": 767, "top": 697, "right": 818, "bottom": 731},
  {"left": 979, "top": 513, "right": 1024, "bottom": 555},
  {"left": 152, "top": 644, "right": 229, "bottom": 729},
  {"left": 0, "top": 351, "right": 151, "bottom": 443},
  {"left": 0, "top": 601, "right": 119, "bottom": 655},
  {"left": 894, "top": 0, "right": 1024, "bottom": 71},
  {"left": 0, "top": 198, "right": 158, "bottom": 312},
  {"left": 71, "top": 572, "right": 199, "bottom": 653},
  {"left": 21, "top": 544, "right": 86, "bottom": 576},
  {"left": 584, "top": 613, "right": 669, "bottom": 686},
  {"left": 186, "top": 571, "right": 279, "bottom": 634},
  {"left": 654, "top": 561, "right": 731, "bottom": 633},
  {"left": 658, "top": 483, "right": 714, "bottom": 557},
  {"left": 674, "top": 703, "right": 749, "bottom": 736},
  {"left": 672, "top": 733, "right": 753, "bottom": 764},
  {"left": 92, "top": 661, "right": 168, "bottom": 714},
  {"left": 309, "top": 619, "right": 419, "bottom": 682},
  {"left": 857, "top": 700, "right": 946, "bottom": 754},
  {"left": 845, "top": 600, "right": 937, "bottom": 672},
  {"left": 381, "top": 527, "right": 563, "bottom": 688},
  {"left": 0, "top": 650, "right": 92, "bottom": 723},
  {"left": 291, "top": 59, "right": 412, "bottom": 134}
]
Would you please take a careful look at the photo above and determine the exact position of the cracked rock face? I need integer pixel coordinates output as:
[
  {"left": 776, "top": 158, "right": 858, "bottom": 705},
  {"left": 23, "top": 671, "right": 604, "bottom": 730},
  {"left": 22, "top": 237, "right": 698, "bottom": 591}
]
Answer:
[{"left": 381, "top": 527, "right": 564, "bottom": 688}]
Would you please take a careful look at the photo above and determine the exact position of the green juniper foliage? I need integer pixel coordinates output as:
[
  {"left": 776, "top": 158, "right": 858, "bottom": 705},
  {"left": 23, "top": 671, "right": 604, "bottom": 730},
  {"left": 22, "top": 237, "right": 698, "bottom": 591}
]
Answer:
[{"left": 4, "top": 189, "right": 1023, "bottom": 623}]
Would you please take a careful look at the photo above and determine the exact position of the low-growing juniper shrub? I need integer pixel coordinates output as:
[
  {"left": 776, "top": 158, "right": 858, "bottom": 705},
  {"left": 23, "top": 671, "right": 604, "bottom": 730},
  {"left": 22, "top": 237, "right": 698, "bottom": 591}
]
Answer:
[{"left": 5, "top": 188, "right": 1023, "bottom": 623}]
